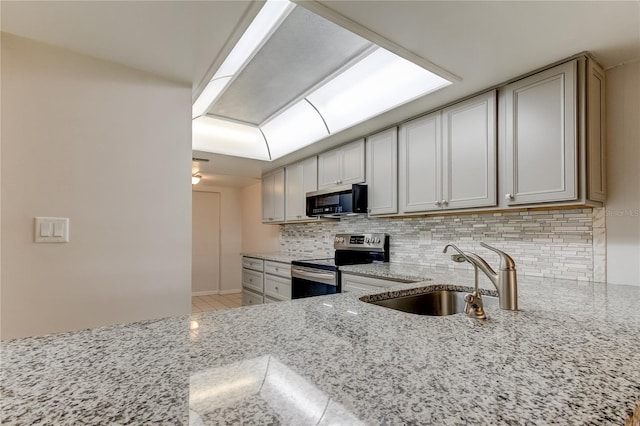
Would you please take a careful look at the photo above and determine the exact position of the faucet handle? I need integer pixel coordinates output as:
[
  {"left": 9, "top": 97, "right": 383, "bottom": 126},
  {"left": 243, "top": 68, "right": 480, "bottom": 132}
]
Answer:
[{"left": 480, "top": 242, "right": 516, "bottom": 270}]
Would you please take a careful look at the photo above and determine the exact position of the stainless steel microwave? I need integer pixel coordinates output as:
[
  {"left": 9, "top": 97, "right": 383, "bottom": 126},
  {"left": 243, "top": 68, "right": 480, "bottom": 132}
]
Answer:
[{"left": 306, "top": 184, "right": 368, "bottom": 217}]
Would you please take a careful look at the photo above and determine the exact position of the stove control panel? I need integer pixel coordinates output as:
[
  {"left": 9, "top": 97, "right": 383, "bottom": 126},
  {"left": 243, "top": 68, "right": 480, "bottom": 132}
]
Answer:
[{"left": 334, "top": 233, "right": 388, "bottom": 250}]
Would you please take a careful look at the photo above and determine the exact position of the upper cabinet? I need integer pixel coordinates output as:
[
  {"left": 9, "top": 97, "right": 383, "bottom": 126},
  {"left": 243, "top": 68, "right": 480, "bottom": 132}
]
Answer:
[
  {"left": 366, "top": 127, "right": 398, "bottom": 215},
  {"left": 262, "top": 168, "right": 285, "bottom": 223},
  {"left": 503, "top": 61, "right": 576, "bottom": 205},
  {"left": 399, "top": 91, "right": 497, "bottom": 213},
  {"left": 442, "top": 91, "right": 497, "bottom": 209},
  {"left": 285, "top": 157, "right": 318, "bottom": 222},
  {"left": 260, "top": 54, "right": 604, "bottom": 223},
  {"left": 587, "top": 60, "right": 606, "bottom": 203},
  {"left": 318, "top": 139, "right": 365, "bottom": 189},
  {"left": 502, "top": 57, "right": 605, "bottom": 207}
]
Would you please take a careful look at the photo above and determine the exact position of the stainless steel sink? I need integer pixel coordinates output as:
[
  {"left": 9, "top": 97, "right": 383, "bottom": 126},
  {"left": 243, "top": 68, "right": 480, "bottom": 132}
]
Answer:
[{"left": 367, "top": 290, "right": 498, "bottom": 316}]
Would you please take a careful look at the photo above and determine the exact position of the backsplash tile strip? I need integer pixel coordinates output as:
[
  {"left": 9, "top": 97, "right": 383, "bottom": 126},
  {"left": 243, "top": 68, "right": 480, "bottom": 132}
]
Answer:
[{"left": 280, "top": 208, "right": 603, "bottom": 282}]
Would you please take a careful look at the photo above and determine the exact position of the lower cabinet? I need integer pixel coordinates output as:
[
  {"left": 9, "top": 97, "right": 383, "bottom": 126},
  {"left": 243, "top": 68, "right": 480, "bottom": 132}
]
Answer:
[
  {"left": 242, "top": 257, "right": 291, "bottom": 304},
  {"left": 242, "top": 289, "right": 264, "bottom": 306},
  {"left": 264, "top": 260, "right": 291, "bottom": 301},
  {"left": 265, "top": 274, "right": 291, "bottom": 301},
  {"left": 242, "top": 256, "right": 264, "bottom": 306},
  {"left": 342, "top": 273, "right": 415, "bottom": 293}
]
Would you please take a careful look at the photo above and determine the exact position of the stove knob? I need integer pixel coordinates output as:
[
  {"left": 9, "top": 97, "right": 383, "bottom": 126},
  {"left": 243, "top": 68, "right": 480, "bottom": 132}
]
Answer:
[
  {"left": 374, "top": 237, "right": 380, "bottom": 244},
  {"left": 365, "top": 237, "right": 371, "bottom": 244}
]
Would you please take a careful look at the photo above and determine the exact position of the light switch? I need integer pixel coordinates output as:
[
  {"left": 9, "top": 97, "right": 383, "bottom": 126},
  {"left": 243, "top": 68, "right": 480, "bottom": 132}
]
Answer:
[
  {"left": 53, "top": 222, "right": 65, "bottom": 237},
  {"left": 40, "top": 222, "right": 53, "bottom": 237},
  {"left": 35, "top": 217, "right": 69, "bottom": 243}
]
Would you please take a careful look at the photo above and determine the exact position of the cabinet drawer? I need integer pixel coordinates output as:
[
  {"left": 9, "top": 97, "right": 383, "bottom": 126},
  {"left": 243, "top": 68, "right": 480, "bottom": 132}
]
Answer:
[
  {"left": 242, "top": 268, "right": 264, "bottom": 293},
  {"left": 242, "top": 289, "right": 263, "bottom": 306},
  {"left": 242, "top": 257, "right": 264, "bottom": 272},
  {"left": 264, "top": 261, "right": 291, "bottom": 278},
  {"left": 342, "top": 274, "right": 412, "bottom": 293},
  {"left": 343, "top": 280, "right": 387, "bottom": 293},
  {"left": 264, "top": 275, "right": 291, "bottom": 301}
]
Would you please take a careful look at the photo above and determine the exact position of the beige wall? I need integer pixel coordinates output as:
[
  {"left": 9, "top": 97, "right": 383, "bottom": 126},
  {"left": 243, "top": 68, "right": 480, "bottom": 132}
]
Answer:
[
  {"left": 606, "top": 60, "right": 640, "bottom": 286},
  {"left": 193, "top": 186, "right": 242, "bottom": 293},
  {"left": 241, "top": 182, "right": 280, "bottom": 253},
  {"left": 192, "top": 192, "right": 220, "bottom": 294},
  {"left": 1, "top": 33, "right": 193, "bottom": 340}
]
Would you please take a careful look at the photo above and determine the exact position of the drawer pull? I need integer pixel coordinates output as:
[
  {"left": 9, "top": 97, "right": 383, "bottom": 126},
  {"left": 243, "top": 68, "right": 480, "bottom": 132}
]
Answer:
[{"left": 275, "top": 286, "right": 279, "bottom": 291}]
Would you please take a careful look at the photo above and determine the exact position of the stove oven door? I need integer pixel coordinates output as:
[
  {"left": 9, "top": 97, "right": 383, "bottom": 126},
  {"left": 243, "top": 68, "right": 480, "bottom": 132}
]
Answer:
[{"left": 291, "top": 265, "right": 338, "bottom": 299}]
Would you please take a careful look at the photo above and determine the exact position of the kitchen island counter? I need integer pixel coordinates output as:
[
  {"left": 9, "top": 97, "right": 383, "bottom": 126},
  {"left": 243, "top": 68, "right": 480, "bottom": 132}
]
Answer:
[{"left": 2, "top": 271, "right": 639, "bottom": 425}]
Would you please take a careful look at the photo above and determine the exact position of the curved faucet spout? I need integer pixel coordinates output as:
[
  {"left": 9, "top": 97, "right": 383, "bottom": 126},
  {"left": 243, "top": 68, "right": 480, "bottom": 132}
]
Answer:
[
  {"left": 464, "top": 253, "right": 498, "bottom": 288},
  {"left": 443, "top": 244, "right": 475, "bottom": 265},
  {"left": 444, "top": 242, "right": 519, "bottom": 311}
]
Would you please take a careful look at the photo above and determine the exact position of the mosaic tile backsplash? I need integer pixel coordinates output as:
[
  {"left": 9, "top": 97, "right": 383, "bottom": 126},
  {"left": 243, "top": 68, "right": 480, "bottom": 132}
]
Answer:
[{"left": 279, "top": 208, "right": 606, "bottom": 282}]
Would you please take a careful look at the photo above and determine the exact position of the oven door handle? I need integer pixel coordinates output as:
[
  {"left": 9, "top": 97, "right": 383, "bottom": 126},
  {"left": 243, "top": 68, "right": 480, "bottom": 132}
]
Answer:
[{"left": 292, "top": 269, "right": 336, "bottom": 282}]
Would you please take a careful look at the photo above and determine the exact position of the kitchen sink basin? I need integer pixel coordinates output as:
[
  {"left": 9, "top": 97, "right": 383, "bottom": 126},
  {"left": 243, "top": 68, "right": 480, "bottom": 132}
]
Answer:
[{"left": 367, "top": 289, "right": 498, "bottom": 316}]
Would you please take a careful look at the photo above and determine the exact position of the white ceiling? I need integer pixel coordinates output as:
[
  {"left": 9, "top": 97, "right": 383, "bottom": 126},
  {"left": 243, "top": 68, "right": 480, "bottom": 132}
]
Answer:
[
  {"left": 3, "top": 1, "right": 639, "bottom": 187},
  {"left": 0, "top": 0, "right": 256, "bottom": 88}
]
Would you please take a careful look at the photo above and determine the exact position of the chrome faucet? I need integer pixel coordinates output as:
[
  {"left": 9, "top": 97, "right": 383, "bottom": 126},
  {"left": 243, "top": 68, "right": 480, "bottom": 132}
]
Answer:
[{"left": 443, "top": 242, "right": 518, "bottom": 313}]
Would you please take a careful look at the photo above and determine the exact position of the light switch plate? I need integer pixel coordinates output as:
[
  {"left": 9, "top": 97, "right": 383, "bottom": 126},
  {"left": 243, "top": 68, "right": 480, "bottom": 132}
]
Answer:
[{"left": 35, "top": 217, "right": 69, "bottom": 243}]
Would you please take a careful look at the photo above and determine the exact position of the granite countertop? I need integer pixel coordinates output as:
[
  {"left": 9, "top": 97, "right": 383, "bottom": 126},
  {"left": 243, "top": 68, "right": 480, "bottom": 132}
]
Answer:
[
  {"left": 340, "top": 262, "right": 437, "bottom": 283},
  {"left": 241, "top": 251, "right": 329, "bottom": 263},
  {"left": 2, "top": 270, "right": 640, "bottom": 425}
]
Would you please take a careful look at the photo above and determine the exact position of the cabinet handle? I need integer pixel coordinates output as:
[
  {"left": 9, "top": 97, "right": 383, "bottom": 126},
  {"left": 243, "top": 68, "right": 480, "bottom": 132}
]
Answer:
[
  {"left": 435, "top": 201, "right": 442, "bottom": 206},
  {"left": 275, "top": 286, "right": 279, "bottom": 291},
  {"left": 505, "top": 193, "right": 514, "bottom": 200},
  {"left": 441, "top": 200, "right": 448, "bottom": 206}
]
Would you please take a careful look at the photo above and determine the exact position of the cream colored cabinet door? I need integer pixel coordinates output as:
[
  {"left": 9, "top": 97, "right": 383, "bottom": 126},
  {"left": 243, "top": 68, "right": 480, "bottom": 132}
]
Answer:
[
  {"left": 262, "top": 168, "right": 285, "bottom": 223},
  {"left": 242, "top": 289, "right": 263, "bottom": 306},
  {"left": 587, "top": 60, "right": 606, "bottom": 202},
  {"left": 366, "top": 127, "right": 398, "bottom": 215},
  {"left": 441, "top": 90, "right": 497, "bottom": 209},
  {"left": 339, "top": 139, "right": 366, "bottom": 185},
  {"left": 285, "top": 157, "right": 317, "bottom": 221},
  {"left": 318, "top": 139, "right": 365, "bottom": 189},
  {"left": 399, "top": 111, "right": 442, "bottom": 213},
  {"left": 504, "top": 60, "right": 577, "bottom": 205}
]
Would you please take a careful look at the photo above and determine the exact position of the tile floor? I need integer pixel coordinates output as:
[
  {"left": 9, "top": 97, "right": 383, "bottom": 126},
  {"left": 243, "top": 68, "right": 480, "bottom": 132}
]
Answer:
[{"left": 192, "top": 292, "right": 242, "bottom": 313}]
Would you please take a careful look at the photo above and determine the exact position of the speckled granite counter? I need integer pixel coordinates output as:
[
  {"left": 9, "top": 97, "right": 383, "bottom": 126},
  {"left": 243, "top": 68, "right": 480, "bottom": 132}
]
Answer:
[
  {"left": 340, "top": 262, "right": 437, "bottom": 283},
  {"left": 241, "top": 251, "right": 329, "bottom": 263},
  {"left": 2, "top": 271, "right": 640, "bottom": 425}
]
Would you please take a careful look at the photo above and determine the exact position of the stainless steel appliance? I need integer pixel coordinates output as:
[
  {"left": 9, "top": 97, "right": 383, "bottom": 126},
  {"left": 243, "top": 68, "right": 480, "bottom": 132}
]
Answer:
[
  {"left": 305, "top": 184, "right": 368, "bottom": 218},
  {"left": 291, "top": 233, "right": 389, "bottom": 299}
]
